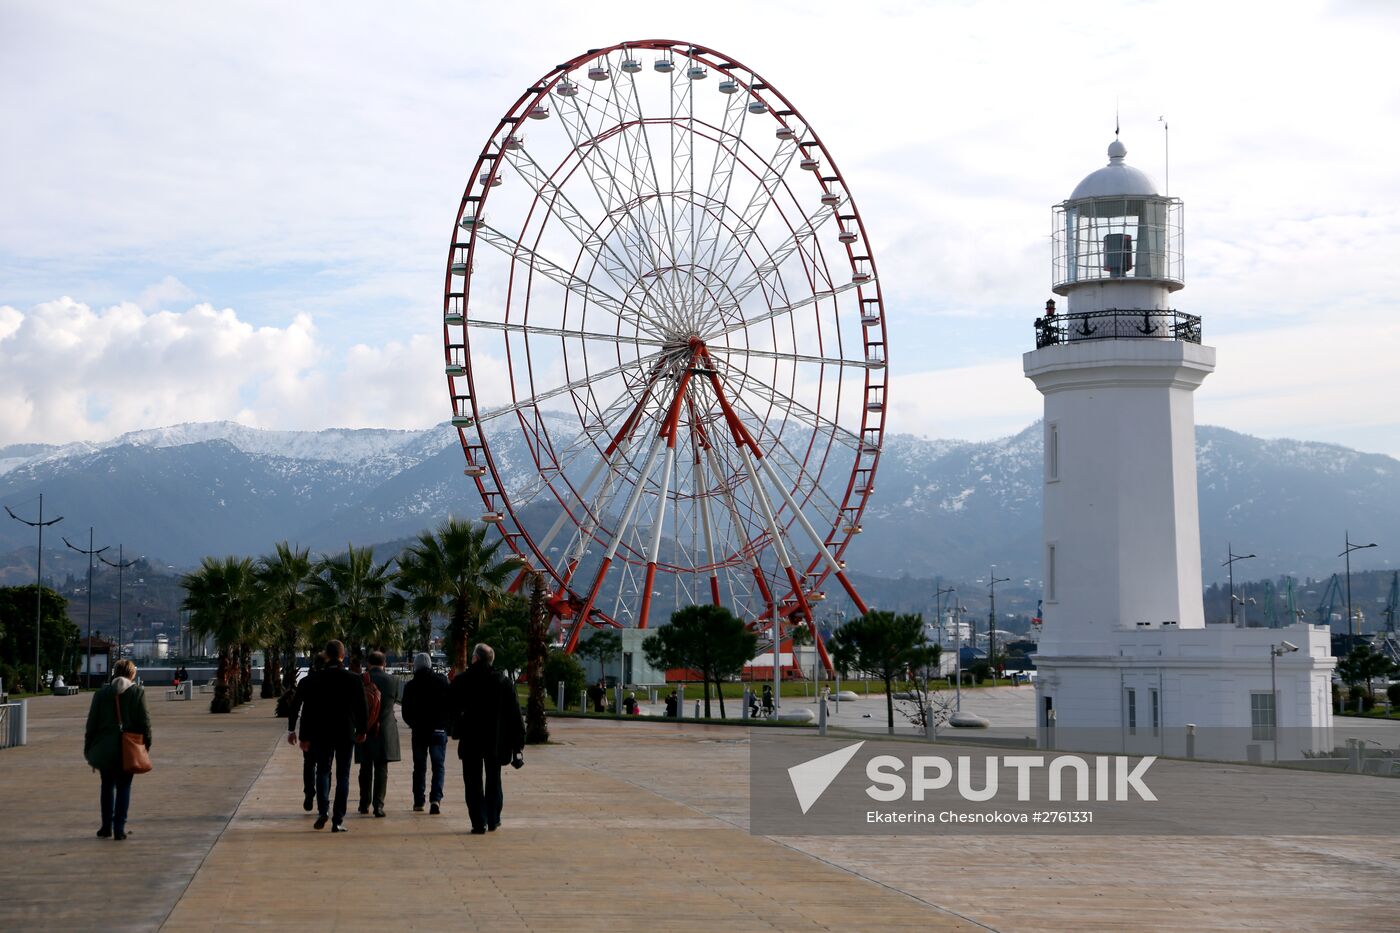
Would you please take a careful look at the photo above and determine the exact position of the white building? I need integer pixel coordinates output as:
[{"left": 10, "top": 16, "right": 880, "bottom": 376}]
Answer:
[{"left": 1023, "top": 138, "right": 1334, "bottom": 760}]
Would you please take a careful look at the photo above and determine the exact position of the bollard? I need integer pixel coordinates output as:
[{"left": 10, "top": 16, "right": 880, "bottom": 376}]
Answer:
[
  {"left": 15, "top": 699, "right": 28, "bottom": 747},
  {"left": 694, "top": 700, "right": 701, "bottom": 718},
  {"left": 818, "top": 694, "right": 827, "bottom": 735},
  {"left": 556, "top": 681, "right": 564, "bottom": 712},
  {"left": 1348, "top": 738, "right": 1363, "bottom": 774},
  {"left": 1185, "top": 723, "right": 1196, "bottom": 759},
  {"left": 649, "top": 686, "right": 657, "bottom": 705},
  {"left": 924, "top": 705, "right": 936, "bottom": 741}
]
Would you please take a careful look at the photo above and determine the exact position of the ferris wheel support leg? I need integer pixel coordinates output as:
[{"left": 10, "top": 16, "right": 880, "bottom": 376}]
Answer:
[
  {"left": 693, "top": 445, "right": 722, "bottom": 607},
  {"left": 566, "top": 433, "right": 666, "bottom": 652},
  {"left": 637, "top": 445, "right": 678, "bottom": 629}
]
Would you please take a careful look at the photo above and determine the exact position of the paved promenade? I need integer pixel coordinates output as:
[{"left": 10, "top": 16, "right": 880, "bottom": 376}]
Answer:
[{"left": 3, "top": 694, "right": 1399, "bottom": 932}]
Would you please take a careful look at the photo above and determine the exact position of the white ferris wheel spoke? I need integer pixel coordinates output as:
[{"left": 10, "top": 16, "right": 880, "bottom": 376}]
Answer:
[
  {"left": 705, "top": 356, "right": 862, "bottom": 451},
  {"left": 556, "top": 75, "right": 690, "bottom": 334},
  {"left": 473, "top": 224, "right": 640, "bottom": 330},
  {"left": 466, "top": 317, "right": 667, "bottom": 348},
  {"left": 501, "top": 148, "right": 668, "bottom": 334},
  {"left": 701, "top": 281, "right": 859, "bottom": 344},
  {"left": 476, "top": 348, "right": 671, "bottom": 422}
]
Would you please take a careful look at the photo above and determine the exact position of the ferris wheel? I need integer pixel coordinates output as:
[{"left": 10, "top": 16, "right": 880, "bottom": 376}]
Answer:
[{"left": 443, "top": 40, "right": 886, "bottom": 670}]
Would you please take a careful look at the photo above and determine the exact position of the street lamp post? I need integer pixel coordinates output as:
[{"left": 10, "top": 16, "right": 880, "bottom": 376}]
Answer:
[
  {"left": 6, "top": 494, "right": 64, "bottom": 693},
  {"left": 101, "top": 545, "right": 138, "bottom": 664},
  {"left": 1340, "top": 531, "right": 1378, "bottom": 641},
  {"left": 64, "top": 528, "right": 109, "bottom": 688},
  {"left": 1223, "top": 544, "right": 1256, "bottom": 626},
  {"left": 987, "top": 567, "right": 1010, "bottom": 673},
  {"left": 1232, "top": 592, "right": 1257, "bottom": 628},
  {"left": 935, "top": 585, "right": 955, "bottom": 655},
  {"left": 1270, "top": 640, "right": 1300, "bottom": 763},
  {"left": 953, "top": 600, "right": 968, "bottom": 712}
]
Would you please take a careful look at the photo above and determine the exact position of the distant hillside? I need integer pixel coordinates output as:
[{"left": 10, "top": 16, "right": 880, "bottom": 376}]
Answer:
[{"left": 3, "top": 419, "right": 1397, "bottom": 588}]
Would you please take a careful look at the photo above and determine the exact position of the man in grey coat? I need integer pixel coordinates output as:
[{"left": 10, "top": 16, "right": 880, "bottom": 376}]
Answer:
[{"left": 355, "top": 650, "right": 402, "bottom": 817}]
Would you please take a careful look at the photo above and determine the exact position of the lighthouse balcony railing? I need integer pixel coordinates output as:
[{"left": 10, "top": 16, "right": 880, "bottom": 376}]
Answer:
[{"left": 1034, "top": 308, "right": 1201, "bottom": 349}]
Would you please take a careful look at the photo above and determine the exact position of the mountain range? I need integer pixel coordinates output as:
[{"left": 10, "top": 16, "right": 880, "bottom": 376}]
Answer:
[{"left": 2, "top": 419, "right": 1397, "bottom": 588}]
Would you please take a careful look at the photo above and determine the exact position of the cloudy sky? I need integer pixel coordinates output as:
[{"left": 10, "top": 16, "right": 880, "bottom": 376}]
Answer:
[{"left": 3, "top": 0, "right": 1399, "bottom": 455}]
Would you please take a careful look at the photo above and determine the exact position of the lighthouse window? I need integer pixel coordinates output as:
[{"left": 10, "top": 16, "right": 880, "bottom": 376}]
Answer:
[
  {"left": 1046, "top": 544, "right": 1057, "bottom": 602},
  {"left": 1046, "top": 422, "right": 1059, "bottom": 482}
]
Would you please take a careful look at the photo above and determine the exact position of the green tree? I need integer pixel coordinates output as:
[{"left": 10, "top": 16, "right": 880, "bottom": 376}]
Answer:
[
  {"left": 0, "top": 585, "right": 78, "bottom": 692},
  {"left": 543, "top": 648, "right": 586, "bottom": 709},
  {"left": 643, "top": 605, "right": 757, "bottom": 719},
  {"left": 182, "top": 556, "right": 258, "bottom": 713},
  {"left": 575, "top": 629, "right": 622, "bottom": 686},
  {"left": 254, "top": 542, "right": 316, "bottom": 710},
  {"left": 478, "top": 594, "right": 529, "bottom": 680},
  {"left": 400, "top": 519, "right": 520, "bottom": 673},
  {"left": 310, "top": 544, "right": 400, "bottom": 662},
  {"left": 393, "top": 545, "right": 441, "bottom": 654},
  {"left": 1336, "top": 644, "right": 1396, "bottom": 698},
  {"left": 828, "top": 610, "right": 940, "bottom": 734}
]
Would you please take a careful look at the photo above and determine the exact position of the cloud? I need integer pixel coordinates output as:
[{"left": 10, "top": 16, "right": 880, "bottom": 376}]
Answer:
[
  {"left": 0, "top": 296, "right": 471, "bottom": 444},
  {"left": 136, "top": 276, "right": 196, "bottom": 311}
]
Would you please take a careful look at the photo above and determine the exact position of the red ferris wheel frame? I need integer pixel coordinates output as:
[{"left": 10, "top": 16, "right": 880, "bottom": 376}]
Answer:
[{"left": 442, "top": 40, "right": 888, "bottom": 668}]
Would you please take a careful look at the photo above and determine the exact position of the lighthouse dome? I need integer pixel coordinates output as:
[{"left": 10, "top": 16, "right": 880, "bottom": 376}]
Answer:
[{"left": 1070, "top": 139, "right": 1159, "bottom": 200}]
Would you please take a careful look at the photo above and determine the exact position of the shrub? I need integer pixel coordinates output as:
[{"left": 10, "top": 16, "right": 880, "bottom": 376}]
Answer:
[
  {"left": 969, "top": 660, "right": 991, "bottom": 685},
  {"left": 542, "top": 650, "right": 585, "bottom": 709},
  {"left": 1356, "top": 689, "right": 1376, "bottom": 713},
  {"left": 1388, "top": 681, "right": 1400, "bottom": 708}
]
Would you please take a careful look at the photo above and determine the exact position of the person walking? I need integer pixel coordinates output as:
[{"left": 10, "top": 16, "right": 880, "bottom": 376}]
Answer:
[
  {"left": 355, "top": 650, "right": 401, "bottom": 818},
  {"left": 286, "top": 652, "right": 325, "bottom": 812},
  {"left": 449, "top": 643, "right": 524, "bottom": 834},
  {"left": 588, "top": 678, "right": 608, "bottom": 713},
  {"left": 401, "top": 652, "right": 452, "bottom": 814},
  {"left": 287, "top": 640, "right": 367, "bottom": 832},
  {"left": 84, "top": 659, "right": 151, "bottom": 841}
]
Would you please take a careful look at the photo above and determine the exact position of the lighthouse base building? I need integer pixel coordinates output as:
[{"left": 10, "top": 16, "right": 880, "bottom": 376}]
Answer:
[{"left": 1023, "top": 139, "right": 1334, "bottom": 761}]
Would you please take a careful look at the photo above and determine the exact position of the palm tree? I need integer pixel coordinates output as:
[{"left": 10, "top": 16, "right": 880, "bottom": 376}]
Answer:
[
  {"left": 254, "top": 542, "right": 315, "bottom": 708},
  {"left": 311, "top": 544, "right": 401, "bottom": 662},
  {"left": 401, "top": 519, "right": 521, "bottom": 674},
  {"left": 394, "top": 546, "right": 441, "bottom": 654},
  {"left": 181, "top": 556, "right": 257, "bottom": 713}
]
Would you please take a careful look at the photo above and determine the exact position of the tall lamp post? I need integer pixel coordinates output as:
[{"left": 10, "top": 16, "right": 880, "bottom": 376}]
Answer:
[
  {"left": 1340, "top": 531, "right": 1378, "bottom": 640},
  {"left": 6, "top": 494, "right": 64, "bottom": 693},
  {"left": 64, "top": 528, "right": 109, "bottom": 688},
  {"left": 935, "top": 585, "right": 955, "bottom": 654},
  {"left": 1223, "top": 544, "right": 1255, "bottom": 626},
  {"left": 101, "top": 545, "right": 138, "bottom": 663},
  {"left": 1270, "top": 640, "right": 1300, "bottom": 763},
  {"left": 987, "top": 567, "right": 1010, "bottom": 671},
  {"left": 953, "top": 600, "right": 968, "bottom": 712}
]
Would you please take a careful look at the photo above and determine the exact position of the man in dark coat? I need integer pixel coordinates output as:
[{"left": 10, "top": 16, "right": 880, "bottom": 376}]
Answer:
[
  {"left": 354, "top": 649, "right": 402, "bottom": 818},
  {"left": 286, "top": 652, "right": 325, "bottom": 812},
  {"left": 449, "top": 643, "right": 525, "bottom": 834},
  {"left": 401, "top": 651, "right": 452, "bottom": 814},
  {"left": 286, "top": 639, "right": 367, "bottom": 832}
]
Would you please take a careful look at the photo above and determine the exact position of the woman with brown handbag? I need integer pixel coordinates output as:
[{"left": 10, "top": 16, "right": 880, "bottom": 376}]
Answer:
[{"left": 83, "top": 659, "right": 152, "bottom": 840}]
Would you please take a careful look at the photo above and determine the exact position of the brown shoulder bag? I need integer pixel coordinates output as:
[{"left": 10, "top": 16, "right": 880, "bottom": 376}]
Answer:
[{"left": 115, "top": 691, "right": 153, "bottom": 774}]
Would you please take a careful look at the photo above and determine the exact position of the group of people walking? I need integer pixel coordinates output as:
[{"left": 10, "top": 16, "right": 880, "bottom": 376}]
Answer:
[{"left": 287, "top": 640, "right": 524, "bottom": 834}]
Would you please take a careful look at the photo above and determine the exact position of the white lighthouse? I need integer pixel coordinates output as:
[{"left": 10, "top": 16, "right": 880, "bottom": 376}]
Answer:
[{"left": 1023, "top": 138, "right": 1335, "bottom": 760}]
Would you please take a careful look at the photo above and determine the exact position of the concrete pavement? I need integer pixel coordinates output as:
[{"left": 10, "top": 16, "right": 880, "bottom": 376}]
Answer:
[{"left": 4, "top": 694, "right": 1399, "bottom": 931}]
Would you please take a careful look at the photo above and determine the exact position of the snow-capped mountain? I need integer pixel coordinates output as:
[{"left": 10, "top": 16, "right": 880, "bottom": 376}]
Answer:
[{"left": 1, "top": 420, "right": 1397, "bottom": 582}]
